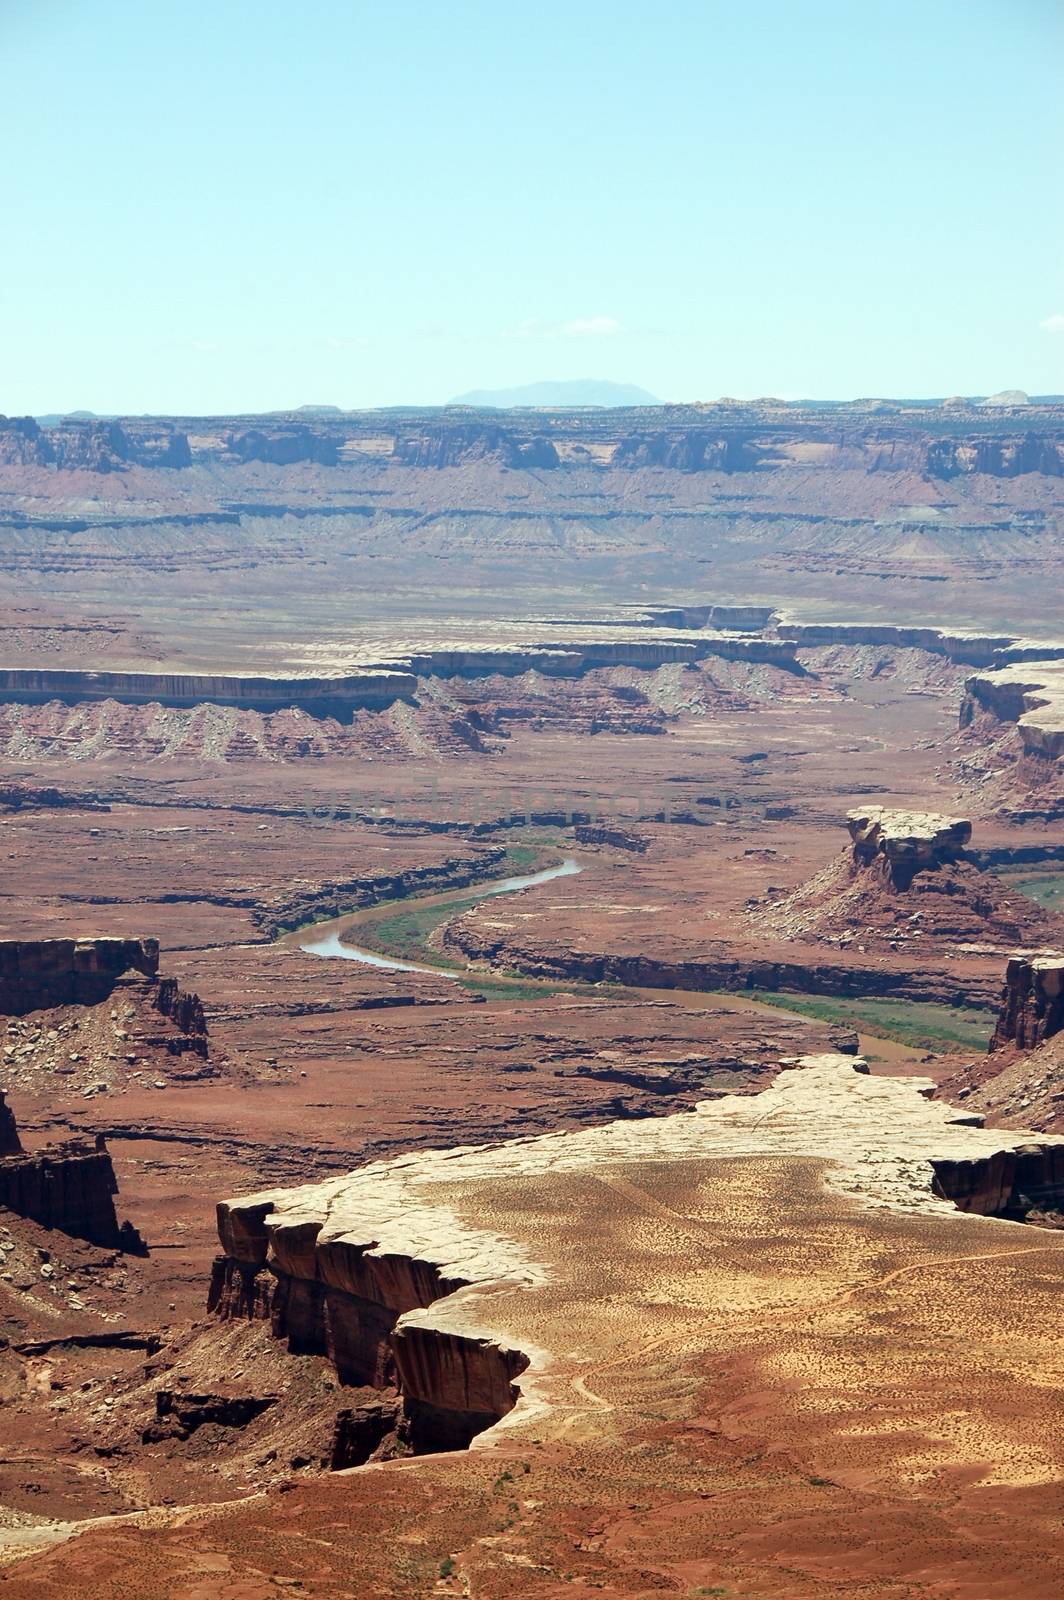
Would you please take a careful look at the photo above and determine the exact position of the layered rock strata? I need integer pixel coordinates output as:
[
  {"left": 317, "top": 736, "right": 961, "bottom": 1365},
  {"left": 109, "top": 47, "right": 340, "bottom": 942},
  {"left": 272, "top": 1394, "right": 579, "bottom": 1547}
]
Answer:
[
  {"left": 846, "top": 806, "right": 972, "bottom": 889},
  {"left": 3, "top": 403, "right": 1062, "bottom": 480},
  {"left": 0, "top": 937, "right": 160, "bottom": 1014},
  {"left": 0, "top": 1092, "right": 143, "bottom": 1250},
  {"left": 991, "top": 955, "right": 1064, "bottom": 1052},
  {"left": 747, "top": 810, "right": 1057, "bottom": 959},
  {"left": 211, "top": 1055, "right": 1064, "bottom": 1457},
  {"left": 211, "top": 1178, "right": 533, "bottom": 1452},
  {"left": 0, "top": 938, "right": 208, "bottom": 1054},
  {"left": 0, "top": 633, "right": 798, "bottom": 724},
  {"left": 961, "top": 660, "right": 1064, "bottom": 759}
]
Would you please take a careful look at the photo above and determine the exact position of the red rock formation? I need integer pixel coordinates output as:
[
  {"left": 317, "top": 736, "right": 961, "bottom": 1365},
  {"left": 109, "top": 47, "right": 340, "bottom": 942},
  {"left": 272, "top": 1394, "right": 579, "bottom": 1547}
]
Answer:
[
  {"left": 0, "top": 1126, "right": 144, "bottom": 1251},
  {"left": 991, "top": 956, "right": 1064, "bottom": 1052},
  {"left": 3, "top": 402, "right": 1060, "bottom": 480},
  {"left": 846, "top": 807, "right": 972, "bottom": 890},
  {"left": 226, "top": 426, "right": 338, "bottom": 467},
  {"left": 0, "top": 938, "right": 210, "bottom": 1074},
  {"left": 0, "top": 937, "right": 159, "bottom": 1014},
  {"left": 212, "top": 1191, "right": 528, "bottom": 1453},
  {"left": 932, "top": 1141, "right": 1064, "bottom": 1217}
]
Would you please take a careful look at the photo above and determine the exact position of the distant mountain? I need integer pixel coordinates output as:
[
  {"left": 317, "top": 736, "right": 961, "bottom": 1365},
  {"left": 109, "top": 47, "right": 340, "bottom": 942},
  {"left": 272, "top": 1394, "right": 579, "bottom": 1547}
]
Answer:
[
  {"left": 450, "top": 380, "right": 660, "bottom": 409},
  {"left": 34, "top": 410, "right": 99, "bottom": 425}
]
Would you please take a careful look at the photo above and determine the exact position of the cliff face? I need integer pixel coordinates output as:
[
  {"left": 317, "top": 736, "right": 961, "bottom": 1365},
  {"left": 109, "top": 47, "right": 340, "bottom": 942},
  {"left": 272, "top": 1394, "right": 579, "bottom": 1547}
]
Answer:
[
  {"left": 0, "top": 938, "right": 210, "bottom": 1074},
  {"left": 212, "top": 1168, "right": 534, "bottom": 1454},
  {"left": 925, "top": 433, "right": 1064, "bottom": 478},
  {"left": 0, "top": 1089, "right": 22, "bottom": 1155},
  {"left": 0, "top": 1089, "right": 144, "bottom": 1250},
  {"left": 2, "top": 403, "right": 1063, "bottom": 479},
  {"left": 961, "top": 662, "right": 1064, "bottom": 760},
  {"left": 226, "top": 427, "right": 338, "bottom": 466},
  {"left": 0, "top": 416, "right": 191, "bottom": 471},
  {"left": 0, "top": 1134, "right": 143, "bottom": 1249},
  {"left": 931, "top": 1140, "right": 1064, "bottom": 1217},
  {"left": 0, "top": 634, "right": 797, "bottom": 728},
  {"left": 991, "top": 957, "right": 1064, "bottom": 1052},
  {"left": 0, "top": 937, "right": 159, "bottom": 1014},
  {"left": 207, "top": 1055, "right": 1064, "bottom": 1480}
]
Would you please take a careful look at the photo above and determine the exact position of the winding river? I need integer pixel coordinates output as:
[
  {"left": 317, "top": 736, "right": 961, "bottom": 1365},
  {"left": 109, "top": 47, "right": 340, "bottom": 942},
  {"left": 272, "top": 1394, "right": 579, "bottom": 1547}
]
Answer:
[
  {"left": 297, "top": 857, "right": 582, "bottom": 976},
  {"left": 289, "top": 854, "right": 925, "bottom": 1068}
]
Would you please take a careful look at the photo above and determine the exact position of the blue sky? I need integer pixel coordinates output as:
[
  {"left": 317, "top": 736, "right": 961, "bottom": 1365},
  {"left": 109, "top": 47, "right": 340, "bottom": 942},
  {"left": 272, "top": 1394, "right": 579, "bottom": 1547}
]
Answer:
[{"left": 2, "top": 0, "right": 1062, "bottom": 412}]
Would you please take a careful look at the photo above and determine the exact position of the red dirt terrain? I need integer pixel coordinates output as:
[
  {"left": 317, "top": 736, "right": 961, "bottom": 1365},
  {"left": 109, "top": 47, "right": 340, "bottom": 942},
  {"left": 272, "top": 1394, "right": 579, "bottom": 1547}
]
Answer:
[{"left": 0, "top": 403, "right": 1062, "bottom": 1594}]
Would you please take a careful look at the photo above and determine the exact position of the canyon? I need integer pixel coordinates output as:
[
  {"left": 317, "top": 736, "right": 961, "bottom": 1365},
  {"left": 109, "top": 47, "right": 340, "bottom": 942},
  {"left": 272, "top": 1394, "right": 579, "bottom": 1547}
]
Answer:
[{"left": 0, "top": 400, "right": 1062, "bottom": 1595}]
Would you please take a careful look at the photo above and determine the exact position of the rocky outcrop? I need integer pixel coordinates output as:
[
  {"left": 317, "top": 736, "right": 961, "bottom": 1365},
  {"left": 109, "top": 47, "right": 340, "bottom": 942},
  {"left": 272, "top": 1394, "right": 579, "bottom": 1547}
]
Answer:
[
  {"left": 0, "top": 784, "right": 109, "bottom": 814},
  {"left": 991, "top": 956, "right": 1064, "bottom": 1052},
  {"left": 0, "top": 1089, "right": 22, "bottom": 1156},
  {"left": 212, "top": 1163, "right": 535, "bottom": 1453},
  {"left": 0, "top": 416, "right": 191, "bottom": 471},
  {"left": 226, "top": 427, "right": 338, "bottom": 467},
  {"left": 0, "top": 937, "right": 159, "bottom": 1014},
  {"left": 574, "top": 824, "right": 647, "bottom": 853},
  {"left": 150, "top": 978, "right": 208, "bottom": 1057},
  {"left": 931, "top": 1141, "right": 1064, "bottom": 1218},
  {"left": 392, "top": 421, "right": 559, "bottom": 469},
  {"left": 847, "top": 807, "right": 972, "bottom": 890},
  {"left": 611, "top": 430, "right": 763, "bottom": 472},
  {"left": 782, "top": 622, "right": 1026, "bottom": 669},
  {"left": 0, "top": 638, "right": 796, "bottom": 724},
  {"left": 0, "top": 938, "right": 210, "bottom": 1071},
  {"left": 0, "top": 666, "right": 417, "bottom": 718},
  {"left": 925, "top": 434, "right": 1063, "bottom": 478},
  {"left": 961, "top": 662, "right": 1064, "bottom": 759},
  {"left": 328, "top": 1395, "right": 407, "bottom": 1468},
  {"left": 0, "top": 1125, "right": 144, "bottom": 1251},
  {"left": 0, "top": 416, "right": 53, "bottom": 466},
  {"left": 145, "top": 1387, "right": 279, "bottom": 1442}
]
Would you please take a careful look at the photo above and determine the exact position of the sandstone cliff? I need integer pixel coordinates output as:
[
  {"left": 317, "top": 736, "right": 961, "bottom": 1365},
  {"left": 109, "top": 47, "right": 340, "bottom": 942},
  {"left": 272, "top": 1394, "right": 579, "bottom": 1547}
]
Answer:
[
  {"left": 961, "top": 661, "right": 1064, "bottom": 760},
  {"left": 746, "top": 810, "right": 1058, "bottom": 962},
  {"left": 846, "top": 806, "right": 972, "bottom": 890},
  {"left": 2, "top": 401, "right": 1062, "bottom": 480},
  {"left": 0, "top": 937, "right": 159, "bottom": 1013},
  {"left": 991, "top": 956, "right": 1064, "bottom": 1052},
  {"left": 0, "top": 938, "right": 210, "bottom": 1078},
  {"left": 0, "top": 1093, "right": 143, "bottom": 1250},
  {"left": 211, "top": 1172, "right": 531, "bottom": 1452},
  {"left": 208, "top": 1055, "right": 1064, "bottom": 1473}
]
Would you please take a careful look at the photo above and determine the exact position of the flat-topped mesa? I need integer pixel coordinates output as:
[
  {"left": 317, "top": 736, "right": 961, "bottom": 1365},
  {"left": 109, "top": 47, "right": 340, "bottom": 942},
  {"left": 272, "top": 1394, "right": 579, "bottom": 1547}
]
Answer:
[
  {"left": 961, "top": 660, "right": 1064, "bottom": 760},
  {"left": 0, "top": 635, "right": 797, "bottom": 726},
  {"left": 0, "top": 666, "right": 416, "bottom": 719},
  {"left": 991, "top": 955, "right": 1064, "bottom": 1053},
  {"left": 3, "top": 406, "right": 1063, "bottom": 479},
  {"left": 209, "top": 1056, "right": 1064, "bottom": 1463},
  {"left": 847, "top": 806, "right": 972, "bottom": 890}
]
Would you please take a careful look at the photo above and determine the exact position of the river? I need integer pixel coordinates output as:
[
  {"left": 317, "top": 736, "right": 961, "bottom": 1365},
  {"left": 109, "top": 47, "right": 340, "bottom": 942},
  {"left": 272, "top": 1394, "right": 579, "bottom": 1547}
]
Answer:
[{"left": 289, "top": 854, "right": 925, "bottom": 1070}]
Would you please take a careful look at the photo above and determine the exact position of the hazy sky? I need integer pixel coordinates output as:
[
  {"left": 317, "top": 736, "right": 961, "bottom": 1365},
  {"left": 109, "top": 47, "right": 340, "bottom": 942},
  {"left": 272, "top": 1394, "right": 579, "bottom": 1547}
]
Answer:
[{"left": 3, "top": 0, "right": 1062, "bottom": 413}]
